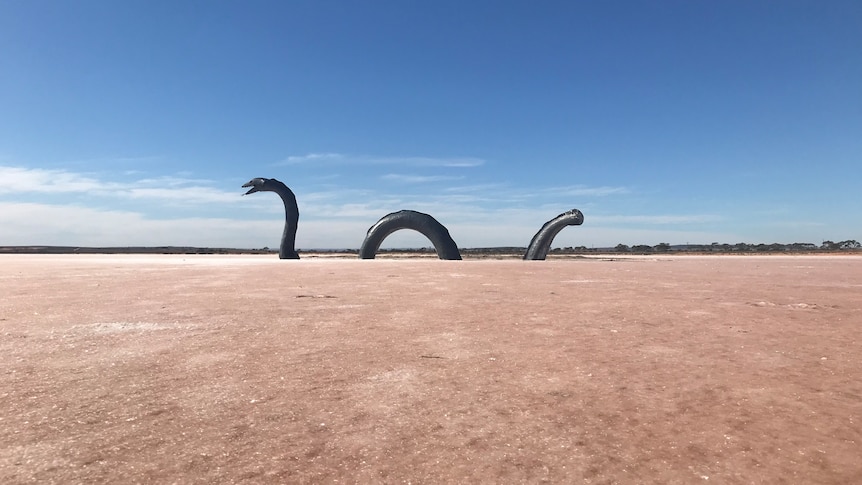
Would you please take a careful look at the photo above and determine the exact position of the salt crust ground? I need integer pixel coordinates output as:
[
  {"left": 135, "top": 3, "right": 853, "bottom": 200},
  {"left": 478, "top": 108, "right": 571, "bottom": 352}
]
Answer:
[{"left": 2, "top": 255, "right": 861, "bottom": 483}]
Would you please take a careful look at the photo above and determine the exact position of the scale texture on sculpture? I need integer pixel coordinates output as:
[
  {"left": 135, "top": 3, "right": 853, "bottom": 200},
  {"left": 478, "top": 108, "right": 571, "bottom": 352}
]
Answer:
[
  {"left": 523, "top": 209, "right": 584, "bottom": 260},
  {"left": 242, "top": 178, "right": 300, "bottom": 259},
  {"left": 359, "top": 210, "right": 462, "bottom": 260}
]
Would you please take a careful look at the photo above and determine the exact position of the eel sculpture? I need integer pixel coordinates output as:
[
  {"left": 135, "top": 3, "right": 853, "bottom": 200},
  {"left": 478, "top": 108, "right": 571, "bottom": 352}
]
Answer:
[
  {"left": 359, "top": 210, "right": 462, "bottom": 260},
  {"left": 523, "top": 209, "right": 584, "bottom": 260},
  {"left": 242, "top": 177, "right": 300, "bottom": 259}
]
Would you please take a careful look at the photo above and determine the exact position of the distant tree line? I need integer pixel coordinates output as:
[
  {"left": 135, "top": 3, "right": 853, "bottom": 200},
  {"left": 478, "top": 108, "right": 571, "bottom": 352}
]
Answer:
[{"left": 593, "top": 240, "right": 861, "bottom": 254}]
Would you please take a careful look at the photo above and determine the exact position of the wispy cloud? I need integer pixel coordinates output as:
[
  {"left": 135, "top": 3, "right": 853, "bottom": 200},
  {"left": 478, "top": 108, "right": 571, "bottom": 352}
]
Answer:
[
  {"left": 763, "top": 220, "right": 827, "bottom": 228},
  {"left": 548, "top": 185, "right": 630, "bottom": 197},
  {"left": 382, "top": 157, "right": 484, "bottom": 167},
  {"left": 279, "top": 153, "right": 346, "bottom": 165},
  {"left": 0, "top": 202, "right": 275, "bottom": 247},
  {"left": 0, "top": 166, "right": 107, "bottom": 193},
  {"left": 276, "top": 153, "right": 485, "bottom": 168},
  {"left": 123, "top": 187, "right": 241, "bottom": 204},
  {"left": 591, "top": 214, "right": 723, "bottom": 225},
  {"left": 444, "top": 183, "right": 509, "bottom": 193},
  {"left": 134, "top": 175, "right": 217, "bottom": 187},
  {"left": 0, "top": 165, "right": 241, "bottom": 205},
  {"left": 381, "top": 174, "right": 464, "bottom": 184}
]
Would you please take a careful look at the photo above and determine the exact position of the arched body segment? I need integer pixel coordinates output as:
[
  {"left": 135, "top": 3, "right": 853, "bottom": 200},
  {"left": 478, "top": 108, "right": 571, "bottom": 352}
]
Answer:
[
  {"left": 359, "top": 210, "right": 462, "bottom": 260},
  {"left": 523, "top": 209, "right": 584, "bottom": 260},
  {"left": 242, "top": 177, "right": 300, "bottom": 259}
]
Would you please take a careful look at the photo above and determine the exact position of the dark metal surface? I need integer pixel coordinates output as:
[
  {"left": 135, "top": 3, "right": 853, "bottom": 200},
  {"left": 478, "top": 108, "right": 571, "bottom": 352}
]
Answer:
[
  {"left": 359, "top": 210, "right": 461, "bottom": 260},
  {"left": 242, "top": 178, "right": 300, "bottom": 259},
  {"left": 523, "top": 209, "right": 584, "bottom": 260}
]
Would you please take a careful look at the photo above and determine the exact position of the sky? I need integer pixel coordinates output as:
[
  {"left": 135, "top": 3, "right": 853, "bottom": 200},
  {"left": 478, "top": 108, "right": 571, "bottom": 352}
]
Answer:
[{"left": 1, "top": 1, "right": 860, "bottom": 250}]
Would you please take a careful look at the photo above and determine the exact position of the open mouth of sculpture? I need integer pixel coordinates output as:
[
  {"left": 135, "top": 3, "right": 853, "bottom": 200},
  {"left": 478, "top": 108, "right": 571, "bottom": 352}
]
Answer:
[{"left": 242, "top": 179, "right": 264, "bottom": 195}]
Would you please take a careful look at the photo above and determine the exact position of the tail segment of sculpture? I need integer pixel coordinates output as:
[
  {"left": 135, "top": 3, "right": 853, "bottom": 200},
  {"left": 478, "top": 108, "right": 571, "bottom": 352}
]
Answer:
[
  {"left": 359, "top": 210, "right": 462, "bottom": 260},
  {"left": 523, "top": 209, "right": 585, "bottom": 260},
  {"left": 242, "top": 178, "right": 300, "bottom": 259}
]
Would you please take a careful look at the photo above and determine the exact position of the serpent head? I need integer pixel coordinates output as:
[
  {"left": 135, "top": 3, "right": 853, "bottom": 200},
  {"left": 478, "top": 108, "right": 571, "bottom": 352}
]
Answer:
[{"left": 242, "top": 177, "right": 280, "bottom": 195}]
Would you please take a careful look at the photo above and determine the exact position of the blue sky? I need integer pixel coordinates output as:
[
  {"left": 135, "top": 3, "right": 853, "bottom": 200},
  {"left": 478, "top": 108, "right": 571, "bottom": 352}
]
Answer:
[{"left": 1, "top": 1, "right": 860, "bottom": 249}]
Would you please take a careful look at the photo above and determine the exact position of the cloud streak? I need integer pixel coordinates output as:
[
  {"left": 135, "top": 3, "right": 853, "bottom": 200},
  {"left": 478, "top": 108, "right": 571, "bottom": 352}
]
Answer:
[
  {"left": 590, "top": 214, "right": 724, "bottom": 225},
  {"left": 276, "top": 153, "right": 485, "bottom": 167},
  {"left": 0, "top": 165, "right": 243, "bottom": 205},
  {"left": 279, "top": 153, "right": 345, "bottom": 165},
  {"left": 0, "top": 166, "right": 106, "bottom": 194},
  {"left": 381, "top": 174, "right": 464, "bottom": 184},
  {"left": 547, "top": 185, "right": 630, "bottom": 197},
  {"left": 0, "top": 202, "right": 275, "bottom": 247}
]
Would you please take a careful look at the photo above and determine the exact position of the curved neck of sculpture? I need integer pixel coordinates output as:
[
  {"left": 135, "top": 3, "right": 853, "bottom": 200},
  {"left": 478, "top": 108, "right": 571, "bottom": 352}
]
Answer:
[
  {"left": 272, "top": 181, "right": 300, "bottom": 259},
  {"left": 523, "top": 209, "right": 584, "bottom": 260}
]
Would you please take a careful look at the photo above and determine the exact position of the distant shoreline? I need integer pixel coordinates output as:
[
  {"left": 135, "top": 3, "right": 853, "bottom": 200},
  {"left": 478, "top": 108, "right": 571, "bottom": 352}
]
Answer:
[
  {"left": 0, "top": 245, "right": 278, "bottom": 255},
  {"left": 0, "top": 245, "right": 858, "bottom": 258}
]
